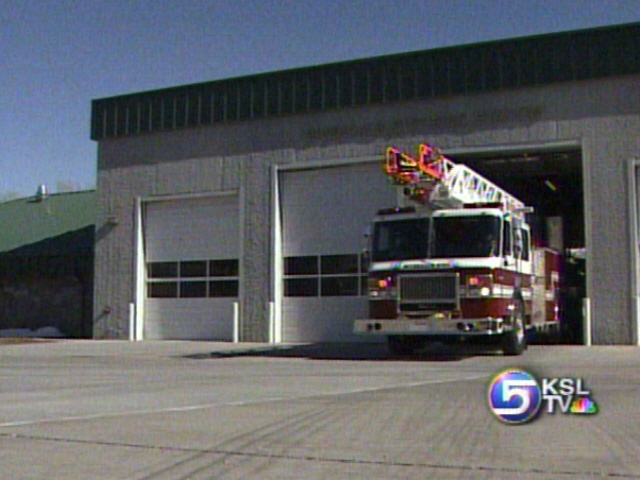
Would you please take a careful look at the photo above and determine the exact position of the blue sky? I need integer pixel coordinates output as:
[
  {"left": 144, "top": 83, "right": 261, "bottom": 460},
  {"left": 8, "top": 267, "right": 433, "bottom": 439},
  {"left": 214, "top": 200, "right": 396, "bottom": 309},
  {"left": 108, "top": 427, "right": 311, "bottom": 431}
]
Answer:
[{"left": 2, "top": 0, "right": 640, "bottom": 199}]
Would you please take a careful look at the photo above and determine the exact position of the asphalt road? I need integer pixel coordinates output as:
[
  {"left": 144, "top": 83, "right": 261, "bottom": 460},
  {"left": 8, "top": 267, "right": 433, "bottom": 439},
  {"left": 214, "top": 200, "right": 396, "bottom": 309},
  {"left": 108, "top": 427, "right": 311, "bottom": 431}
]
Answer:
[{"left": 0, "top": 340, "right": 638, "bottom": 479}]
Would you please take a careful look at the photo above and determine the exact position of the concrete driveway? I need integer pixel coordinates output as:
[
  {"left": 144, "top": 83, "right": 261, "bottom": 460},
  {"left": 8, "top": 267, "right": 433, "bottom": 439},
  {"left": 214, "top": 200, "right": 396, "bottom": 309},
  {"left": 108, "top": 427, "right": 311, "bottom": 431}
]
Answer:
[{"left": 0, "top": 340, "right": 638, "bottom": 479}]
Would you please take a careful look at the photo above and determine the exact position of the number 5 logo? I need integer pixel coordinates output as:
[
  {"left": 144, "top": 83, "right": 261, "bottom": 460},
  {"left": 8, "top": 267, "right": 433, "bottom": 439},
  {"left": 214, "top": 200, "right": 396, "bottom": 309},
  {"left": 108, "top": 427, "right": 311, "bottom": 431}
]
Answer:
[
  {"left": 488, "top": 370, "right": 542, "bottom": 424},
  {"left": 492, "top": 379, "right": 537, "bottom": 415}
]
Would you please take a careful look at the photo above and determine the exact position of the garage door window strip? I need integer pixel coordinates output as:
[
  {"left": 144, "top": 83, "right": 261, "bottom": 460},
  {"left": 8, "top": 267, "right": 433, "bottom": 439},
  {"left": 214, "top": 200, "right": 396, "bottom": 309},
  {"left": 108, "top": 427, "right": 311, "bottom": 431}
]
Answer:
[
  {"left": 147, "top": 259, "right": 238, "bottom": 298},
  {"left": 283, "top": 253, "right": 368, "bottom": 297}
]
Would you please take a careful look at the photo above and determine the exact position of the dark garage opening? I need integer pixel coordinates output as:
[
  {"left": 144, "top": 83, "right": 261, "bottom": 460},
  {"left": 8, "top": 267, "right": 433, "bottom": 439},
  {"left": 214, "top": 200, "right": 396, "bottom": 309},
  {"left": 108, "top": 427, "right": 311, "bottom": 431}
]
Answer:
[{"left": 451, "top": 148, "right": 585, "bottom": 344}]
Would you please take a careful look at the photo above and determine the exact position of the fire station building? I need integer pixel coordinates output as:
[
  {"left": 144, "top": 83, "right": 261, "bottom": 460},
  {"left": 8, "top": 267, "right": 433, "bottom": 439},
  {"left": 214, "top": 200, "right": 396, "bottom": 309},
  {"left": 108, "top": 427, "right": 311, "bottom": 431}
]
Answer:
[{"left": 91, "top": 22, "right": 640, "bottom": 345}]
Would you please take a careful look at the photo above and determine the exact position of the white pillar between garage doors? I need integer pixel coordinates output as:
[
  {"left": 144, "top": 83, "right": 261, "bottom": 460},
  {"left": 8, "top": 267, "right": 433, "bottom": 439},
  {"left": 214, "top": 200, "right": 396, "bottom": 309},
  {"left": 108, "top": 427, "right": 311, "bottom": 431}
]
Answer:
[
  {"left": 628, "top": 160, "right": 640, "bottom": 346},
  {"left": 134, "top": 196, "right": 145, "bottom": 341}
]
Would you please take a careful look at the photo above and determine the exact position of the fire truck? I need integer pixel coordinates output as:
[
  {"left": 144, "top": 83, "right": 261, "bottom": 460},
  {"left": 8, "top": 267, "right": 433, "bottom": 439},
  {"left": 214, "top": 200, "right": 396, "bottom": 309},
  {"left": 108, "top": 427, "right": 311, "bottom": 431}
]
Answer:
[{"left": 354, "top": 143, "right": 561, "bottom": 356}]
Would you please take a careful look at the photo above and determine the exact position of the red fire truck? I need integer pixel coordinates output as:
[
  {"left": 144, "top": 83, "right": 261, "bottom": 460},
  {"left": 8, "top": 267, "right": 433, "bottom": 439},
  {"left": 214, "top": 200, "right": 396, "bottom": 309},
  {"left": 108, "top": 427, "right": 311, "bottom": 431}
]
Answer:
[{"left": 354, "top": 143, "right": 561, "bottom": 355}]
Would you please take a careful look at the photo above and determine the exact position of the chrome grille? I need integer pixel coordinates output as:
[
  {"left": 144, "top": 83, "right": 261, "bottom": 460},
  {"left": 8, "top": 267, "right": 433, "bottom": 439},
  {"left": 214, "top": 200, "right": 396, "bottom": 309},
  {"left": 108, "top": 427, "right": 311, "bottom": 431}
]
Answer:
[{"left": 398, "top": 273, "right": 459, "bottom": 311}]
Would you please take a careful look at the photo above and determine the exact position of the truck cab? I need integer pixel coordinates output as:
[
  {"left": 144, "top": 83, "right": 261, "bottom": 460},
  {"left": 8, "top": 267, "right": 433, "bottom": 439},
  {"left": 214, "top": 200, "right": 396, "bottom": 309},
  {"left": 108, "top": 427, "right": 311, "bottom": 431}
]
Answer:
[{"left": 356, "top": 205, "right": 533, "bottom": 355}]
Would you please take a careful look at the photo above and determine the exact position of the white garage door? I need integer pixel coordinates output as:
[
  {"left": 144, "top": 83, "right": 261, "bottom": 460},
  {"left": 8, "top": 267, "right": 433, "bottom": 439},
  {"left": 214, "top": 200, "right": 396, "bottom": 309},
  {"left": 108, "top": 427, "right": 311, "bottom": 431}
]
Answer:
[
  {"left": 143, "top": 195, "right": 239, "bottom": 340},
  {"left": 279, "top": 162, "right": 396, "bottom": 342}
]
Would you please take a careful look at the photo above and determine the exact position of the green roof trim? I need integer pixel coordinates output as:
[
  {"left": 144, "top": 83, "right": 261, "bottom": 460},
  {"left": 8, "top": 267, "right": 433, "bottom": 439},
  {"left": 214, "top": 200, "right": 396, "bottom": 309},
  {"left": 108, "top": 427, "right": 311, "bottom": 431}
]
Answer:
[{"left": 0, "top": 190, "right": 96, "bottom": 253}]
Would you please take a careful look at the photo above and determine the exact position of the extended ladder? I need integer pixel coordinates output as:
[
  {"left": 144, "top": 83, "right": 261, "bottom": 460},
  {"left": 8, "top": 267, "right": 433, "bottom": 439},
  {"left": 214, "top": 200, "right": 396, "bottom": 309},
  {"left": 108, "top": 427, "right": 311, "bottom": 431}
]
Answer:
[{"left": 384, "top": 143, "right": 526, "bottom": 214}]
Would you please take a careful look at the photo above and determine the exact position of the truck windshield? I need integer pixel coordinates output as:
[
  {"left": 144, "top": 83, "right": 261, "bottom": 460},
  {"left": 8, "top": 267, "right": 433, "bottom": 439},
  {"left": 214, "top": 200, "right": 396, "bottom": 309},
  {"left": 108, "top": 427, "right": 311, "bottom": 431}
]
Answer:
[
  {"left": 371, "top": 218, "right": 430, "bottom": 262},
  {"left": 431, "top": 215, "right": 501, "bottom": 258},
  {"left": 371, "top": 215, "right": 501, "bottom": 262}
]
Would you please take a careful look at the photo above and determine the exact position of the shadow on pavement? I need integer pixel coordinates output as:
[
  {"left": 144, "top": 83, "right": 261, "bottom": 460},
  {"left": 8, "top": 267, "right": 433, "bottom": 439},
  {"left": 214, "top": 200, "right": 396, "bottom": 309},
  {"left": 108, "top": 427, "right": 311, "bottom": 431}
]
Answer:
[{"left": 182, "top": 342, "right": 499, "bottom": 362}]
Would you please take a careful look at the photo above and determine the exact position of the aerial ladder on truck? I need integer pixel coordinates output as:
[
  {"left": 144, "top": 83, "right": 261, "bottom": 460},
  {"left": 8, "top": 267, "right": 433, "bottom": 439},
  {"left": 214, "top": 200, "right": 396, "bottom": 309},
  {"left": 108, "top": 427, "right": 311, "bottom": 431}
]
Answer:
[{"left": 384, "top": 143, "right": 529, "bottom": 217}]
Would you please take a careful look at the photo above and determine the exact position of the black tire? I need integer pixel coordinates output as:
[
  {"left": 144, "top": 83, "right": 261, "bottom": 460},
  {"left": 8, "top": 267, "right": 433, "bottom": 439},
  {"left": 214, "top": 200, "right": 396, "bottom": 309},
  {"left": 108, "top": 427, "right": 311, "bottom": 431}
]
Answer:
[
  {"left": 387, "top": 335, "right": 423, "bottom": 356},
  {"left": 503, "top": 299, "right": 526, "bottom": 356}
]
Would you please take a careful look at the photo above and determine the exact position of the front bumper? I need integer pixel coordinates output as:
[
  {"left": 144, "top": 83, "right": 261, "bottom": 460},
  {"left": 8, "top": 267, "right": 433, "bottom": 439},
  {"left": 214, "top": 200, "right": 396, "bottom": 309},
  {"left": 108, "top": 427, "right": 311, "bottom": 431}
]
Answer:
[{"left": 354, "top": 317, "right": 506, "bottom": 336}]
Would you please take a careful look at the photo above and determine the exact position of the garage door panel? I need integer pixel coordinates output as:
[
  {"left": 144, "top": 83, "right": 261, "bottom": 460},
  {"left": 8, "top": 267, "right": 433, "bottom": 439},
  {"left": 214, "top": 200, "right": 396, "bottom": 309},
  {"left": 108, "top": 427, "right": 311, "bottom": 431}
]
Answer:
[
  {"left": 280, "top": 163, "right": 396, "bottom": 342},
  {"left": 143, "top": 195, "right": 239, "bottom": 340},
  {"left": 144, "top": 299, "right": 235, "bottom": 340},
  {"left": 281, "top": 163, "right": 395, "bottom": 256},
  {"left": 145, "top": 195, "right": 238, "bottom": 261},
  {"left": 282, "top": 298, "right": 384, "bottom": 343}
]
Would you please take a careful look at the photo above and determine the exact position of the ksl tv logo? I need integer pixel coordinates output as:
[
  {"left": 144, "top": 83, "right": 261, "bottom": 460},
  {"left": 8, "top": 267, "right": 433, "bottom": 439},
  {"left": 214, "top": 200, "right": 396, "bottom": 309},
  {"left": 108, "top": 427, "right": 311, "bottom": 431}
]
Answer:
[{"left": 487, "top": 368, "right": 599, "bottom": 424}]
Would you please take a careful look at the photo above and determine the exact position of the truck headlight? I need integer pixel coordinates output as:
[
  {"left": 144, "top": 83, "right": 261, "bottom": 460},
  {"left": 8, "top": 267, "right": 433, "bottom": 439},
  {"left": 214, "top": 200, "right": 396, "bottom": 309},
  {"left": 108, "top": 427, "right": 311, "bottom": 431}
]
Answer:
[
  {"left": 368, "top": 275, "right": 396, "bottom": 298},
  {"left": 466, "top": 274, "right": 493, "bottom": 297}
]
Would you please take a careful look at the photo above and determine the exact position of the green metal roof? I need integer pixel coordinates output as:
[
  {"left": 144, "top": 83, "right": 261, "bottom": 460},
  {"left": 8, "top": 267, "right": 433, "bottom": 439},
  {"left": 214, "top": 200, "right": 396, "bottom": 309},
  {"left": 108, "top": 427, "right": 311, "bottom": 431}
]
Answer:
[{"left": 0, "top": 190, "right": 96, "bottom": 254}]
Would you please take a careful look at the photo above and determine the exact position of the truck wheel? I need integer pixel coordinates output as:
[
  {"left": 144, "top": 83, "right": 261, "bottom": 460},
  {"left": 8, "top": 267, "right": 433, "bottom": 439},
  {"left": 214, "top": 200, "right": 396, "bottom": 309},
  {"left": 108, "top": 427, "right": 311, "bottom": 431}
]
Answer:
[
  {"left": 387, "top": 336, "right": 421, "bottom": 356},
  {"left": 503, "top": 300, "right": 526, "bottom": 356}
]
